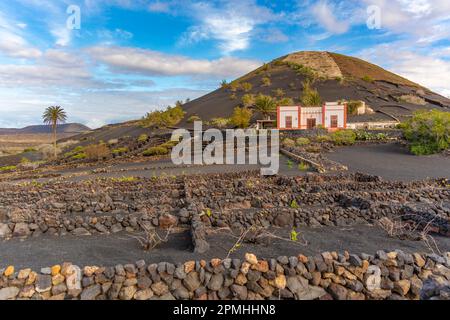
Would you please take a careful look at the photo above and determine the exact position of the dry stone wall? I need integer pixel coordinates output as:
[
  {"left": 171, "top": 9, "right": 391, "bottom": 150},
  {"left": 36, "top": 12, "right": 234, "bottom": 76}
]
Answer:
[
  {"left": 0, "top": 172, "right": 449, "bottom": 241},
  {"left": 0, "top": 250, "right": 449, "bottom": 300}
]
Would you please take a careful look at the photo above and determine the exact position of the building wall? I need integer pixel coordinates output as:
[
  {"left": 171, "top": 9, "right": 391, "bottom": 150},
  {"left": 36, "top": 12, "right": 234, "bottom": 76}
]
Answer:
[
  {"left": 278, "top": 106, "right": 299, "bottom": 129},
  {"left": 347, "top": 121, "right": 398, "bottom": 130},
  {"left": 300, "top": 107, "right": 323, "bottom": 129},
  {"left": 278, "top": 104, "right": 347, "bottom": 130},
  {"left": 324, "top": 103, "right": 346, "bottom": 129}
]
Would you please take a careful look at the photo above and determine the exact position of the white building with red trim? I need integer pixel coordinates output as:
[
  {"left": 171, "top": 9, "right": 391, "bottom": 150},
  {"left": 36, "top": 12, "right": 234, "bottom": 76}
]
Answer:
[{"left": 277, "top": 102, "right": 347, "bottom": 131}]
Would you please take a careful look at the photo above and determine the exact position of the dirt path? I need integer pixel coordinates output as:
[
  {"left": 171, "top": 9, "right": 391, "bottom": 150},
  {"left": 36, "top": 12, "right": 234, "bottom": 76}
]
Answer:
[
  {"left": 8, "top": 154, "right": 304, "bottom": 184},
  {"left": 1, "top": 225, "right": 448, "bottom": 269}
]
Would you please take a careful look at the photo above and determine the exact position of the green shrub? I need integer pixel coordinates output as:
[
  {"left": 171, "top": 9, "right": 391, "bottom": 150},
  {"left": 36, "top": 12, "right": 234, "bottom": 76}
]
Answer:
[
  {"left": 229, "top": 82, "right": 240, "bottom": 92},
  {"left": 282, "top": 138, "right": 296, "bottom": 148},
  {"left": 72, "top": 153, "right": 87, "bottom": 160},
  {"left": 242, "top": 94, "right": 255, "bottom": 107},
  {"left": 0, "top": 165, "right": 17, "bottom": 172},
  {"left": 335, "top": 76, "right": 344, "bottom": 84},
  {"left": 64, "top": 146, "right": 85, "bottom": 158},
  {"left": 138, "top": 134, "right": 149, "bottom": 143},
  {"left": 273, "top": 88, "right": 285, "bottom": 98},
  {"left": 112, "top": 147, "right": 128, "bottom": 155},
  {"left": 376, "top": 133, "right": 388, "bottom": 140},
  {"left": 23, "top": 147, "right": 37, "bottom": 153},
  {"left": 272, "top": 59, "right": 286, "bottom": 67},
  {"left": 298, "top": 162, "right": 310, "bottom": 171},
  {"left": 296, "top": 137, "right": 310, "bottom": 146},
  {"left": 143, "top": 146, "right": 169, "bottom": 157},
  {"left": 362, "top": 75, "right": 374, "bottom": 83},
  {"left": 141, "top": 105, "right": 186, "bottom": 128},
  {"left": 278, "top": 97, "right": 294, "bottom": 106},
  {"left": 287, "top": 160, "right": 294, "bottom": 168},
  {"left": 261, "top": 76, "right": 272, "bottom": 87},
  {"left": 316, "top": 135, "right": 332, "bottom": 143},
  {"left": 286, "top": 62, "right": 317, "bottom": 80},
  {"left": 210, "top": 118, "right": 230, "bottom": 128},
  {"left": 331, "top": 130, "right": 357, "bottom": 146},
  {"left": 241, "top": 82, "right": 253, "bottom": 92},
  {"left": 402, "top": 110, "right": 450, "bottom": 155},
  {"left": 111, "top": 176, "right": 138, "bottom": 183},
  {"left": 347, "top": 100, "right": 363, "bottom": 115},
  {"left": 159, "top": 140, "right": 179, "bottom": 149},
  {"left": 290, "top": 200, "right": 299, "bottom": 209},
  {"left": 355, "top": 130, "right": 388, "bottom": 141},
  {"left": 187, "top": 115, "right": 202, "bottom": 123},
  {"left": 230, "top": 107, "right": 252, "bottom": 128}
]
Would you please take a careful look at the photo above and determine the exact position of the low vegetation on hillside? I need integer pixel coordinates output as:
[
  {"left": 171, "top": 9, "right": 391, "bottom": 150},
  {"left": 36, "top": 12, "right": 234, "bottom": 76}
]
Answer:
[
  {"left": 230, "top": 107, "right": 252, "bottom": 128},
  {"left": 85, "top": 143, "right": 111, "bottom": 161},
  {"left": 398, "top": 94, "right": 427, "bottom": 105},
  {"left": 347, "top": 100, "right": 363, "bottom": 115},
  {"left": 142, "top": 104, "right": 185, "bottom": 128},
  {"left": 401, "top": 110, "right": 450, "bottom": 155}
]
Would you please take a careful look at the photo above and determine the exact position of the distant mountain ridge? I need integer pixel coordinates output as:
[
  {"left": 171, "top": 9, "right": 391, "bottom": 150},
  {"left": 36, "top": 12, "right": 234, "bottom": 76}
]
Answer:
[{"left": 0, "top": 123, "right": 91, "bottom": 135}]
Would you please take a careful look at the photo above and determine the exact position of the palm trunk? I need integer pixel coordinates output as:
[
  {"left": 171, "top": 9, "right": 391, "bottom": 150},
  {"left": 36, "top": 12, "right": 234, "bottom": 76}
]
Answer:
[{"left": 53, "top": 122, "right": 57, "bottom": 159}]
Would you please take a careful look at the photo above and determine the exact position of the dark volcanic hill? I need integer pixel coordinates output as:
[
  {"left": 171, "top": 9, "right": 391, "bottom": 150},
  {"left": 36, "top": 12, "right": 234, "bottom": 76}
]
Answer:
[
  {"left": 181, "top": 51, "right": 450, "bottom": 126},
  {"left": 0, "top": 123, "right": 91, "bottom": 135}
]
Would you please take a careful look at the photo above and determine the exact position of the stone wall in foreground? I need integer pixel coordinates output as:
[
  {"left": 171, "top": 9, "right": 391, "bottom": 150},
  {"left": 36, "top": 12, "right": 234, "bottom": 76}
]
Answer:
[
  {"left": 1, "top": 250, "right": 449, "bottom": 300},
  {"left": 1, "top": 172, "right": 449, "bottom": 241}
]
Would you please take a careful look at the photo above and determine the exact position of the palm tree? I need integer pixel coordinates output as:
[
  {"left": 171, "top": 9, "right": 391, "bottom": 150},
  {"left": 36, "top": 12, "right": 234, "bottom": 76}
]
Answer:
[
  {"left": 254, "top": 94, "right": 277, "bottom": 119},
  {"left": 42, "top": 106, "right": 67, "bottom": 158},
  {"left": 300, "top": 80, "right": 322, "bottom": 107}
]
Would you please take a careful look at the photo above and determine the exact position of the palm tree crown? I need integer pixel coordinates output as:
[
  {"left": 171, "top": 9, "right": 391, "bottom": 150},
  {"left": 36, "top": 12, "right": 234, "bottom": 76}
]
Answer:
[
  {"left": 42, "top": 106, "right": 67, "bottom": 158},
  {"left": 43, "top": 106, "right": 67, "bottom": 126},
  {"left": 254, "top": 94, "right": 277, "bottom": 119}
]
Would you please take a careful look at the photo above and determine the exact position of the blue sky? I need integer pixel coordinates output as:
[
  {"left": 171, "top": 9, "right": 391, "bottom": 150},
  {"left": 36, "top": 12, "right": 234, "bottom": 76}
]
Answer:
[{"left": 0, "top": 0, "right": 449, "bottom": 128}]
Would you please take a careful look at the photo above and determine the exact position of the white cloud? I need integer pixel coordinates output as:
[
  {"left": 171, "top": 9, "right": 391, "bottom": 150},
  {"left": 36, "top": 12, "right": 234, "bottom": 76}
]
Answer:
[
  {"left": 0, "top": 12, "right": 42, "bottom": 58},
  {"left": 97, "top": 28, "right": 134, "bottom": 43},
  {"left": 0, "top": 48, "right": 94, "bottom": 89},
  {"left": 0, "top": 30, "right": 42, "bottom": 58},
  {"left": 181, "top": 0, "right": 277, "bottom": 53},
  {"left": 261, "top": 28, "right": 289, "bottom": 43},
  {"left": 311, "top": 1, "right": 350, "bottom": 34},
  {"left": 359, "top": 44, "right": 450, "bottom": 97},
  {"left": 16, "top": 23, "right": 27, "bottom": 29},
  {"left": 361, "top": 0, "right": 450, "bottom": 42},
  {"left": 51, "top": 27, "right": 72, "bottom": 47},
  {"left": 148, "top": 1, "right": 172, "bottom": 13},
  {"left": 0, "top": 86, "right": 208, "bottom": 128},
  {"left": 87, "top": 46, "right": 262, "bottom": 78}
]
